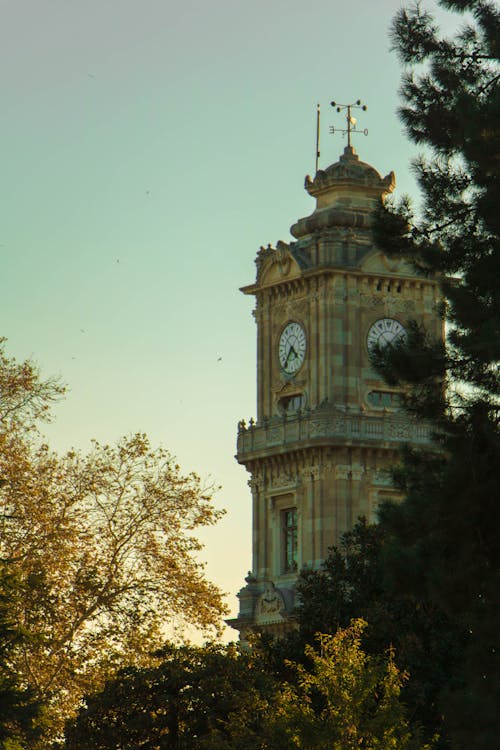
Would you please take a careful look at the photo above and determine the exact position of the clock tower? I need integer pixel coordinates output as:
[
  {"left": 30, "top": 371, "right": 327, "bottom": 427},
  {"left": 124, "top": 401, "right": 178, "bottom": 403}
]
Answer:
[{"left": 229, "top": 139, "right": 442, "bottom": 641}]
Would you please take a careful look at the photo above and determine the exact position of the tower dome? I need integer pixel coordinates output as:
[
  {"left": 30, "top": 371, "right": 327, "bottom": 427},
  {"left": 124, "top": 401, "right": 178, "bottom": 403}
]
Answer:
[{"left": 290, "top": 145, "right": 395, "bottom": 239}]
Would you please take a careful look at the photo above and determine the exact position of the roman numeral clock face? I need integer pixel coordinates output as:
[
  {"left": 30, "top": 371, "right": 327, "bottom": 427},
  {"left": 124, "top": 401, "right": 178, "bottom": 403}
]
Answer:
[
  {"left": 279, "top": 322, "right": 307, "bottom": 375},
  {"left": 367, "top": 318, "right": 407, "bottom": 353}
]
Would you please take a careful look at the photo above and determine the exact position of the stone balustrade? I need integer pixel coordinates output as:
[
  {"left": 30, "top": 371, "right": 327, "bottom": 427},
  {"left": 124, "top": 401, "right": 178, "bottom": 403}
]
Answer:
[{"left": 237, "top": 406, "right": 433, "bottom": 459}]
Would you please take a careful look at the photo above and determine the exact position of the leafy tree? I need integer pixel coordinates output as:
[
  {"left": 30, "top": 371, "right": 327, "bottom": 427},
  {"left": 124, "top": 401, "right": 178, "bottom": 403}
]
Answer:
[
  {"left": 0, "top": 565, "right": 44, "bottom": 749},
  {"left": 372, "top": 1, "right": 499, "bottom": 746},
  {"left": 0, "top": 341, "right": 65, "bottom": 748},
  {"left": 0, "top": 340, "right": 227, "bottom": 745},
  {"left": 65, "top": 623, "right": 429, "bottom": 750},
  {"left": 291, "top": 520, "right": 463, "bottom": 746},
  {"left": 0, "top": 337, "right": 66, "bottom": 431},
  {"left": 64, "top": 641, "right": 277, "bottom": 750},
  {"left": 210, "top": 621, "right": 431, "bottom": 750}
]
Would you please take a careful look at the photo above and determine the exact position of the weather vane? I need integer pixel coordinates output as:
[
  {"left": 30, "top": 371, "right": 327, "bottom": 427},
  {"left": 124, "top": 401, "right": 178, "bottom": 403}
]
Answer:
[{"left": 329, "top": 99, "right": 368, "bottom": 148}]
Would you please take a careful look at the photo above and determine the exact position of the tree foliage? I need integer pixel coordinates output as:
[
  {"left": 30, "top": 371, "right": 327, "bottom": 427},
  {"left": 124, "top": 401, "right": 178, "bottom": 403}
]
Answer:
[
  {"left": 65, "top": 623, "right": 429, "bottom": 750},
  {"left": 0, "top": 340, "right": 227, "bottom": 745},
  {"left": 0, "top": 565, "right": 44, "bottom": 750},
  {"left": 207, "top": 621, "right": 431, "bottom": 750},
  {"left": 64, "top": 641, "right": 277, "bottom": 750},
  {"left": 372, "top": 1, "right": 500, "bottom": 747},
  {"left": 292, "top": 519, "right": 463, "bottom": 746},
  {"left": 267, "top": 620, "right": 430, "bottom": 750},
  {"left": 376, "top": 0, "right": 500, "bottom": 399},
  {"left": 0, "top": 338, "right": 66, "bottom": 433}
]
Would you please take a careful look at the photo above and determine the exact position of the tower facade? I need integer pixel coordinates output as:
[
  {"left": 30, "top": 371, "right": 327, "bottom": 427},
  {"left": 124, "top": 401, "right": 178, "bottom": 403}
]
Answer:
[{"left": 229, "top": 145, "right": 441, "bottom": 641}]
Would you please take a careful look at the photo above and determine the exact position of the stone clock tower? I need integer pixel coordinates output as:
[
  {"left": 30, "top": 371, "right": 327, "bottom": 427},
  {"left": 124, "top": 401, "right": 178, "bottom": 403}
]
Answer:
[{"left": 228, "top": 143, "right": 442, "bottom": 641}]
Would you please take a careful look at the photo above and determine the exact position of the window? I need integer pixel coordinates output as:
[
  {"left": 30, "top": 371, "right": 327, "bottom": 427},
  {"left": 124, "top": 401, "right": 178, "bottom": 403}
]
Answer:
[
  {"left": 282, "top": 508, "right": 298, "bottom": 573},
  {"left": 367, "top": 390, "right": 401, "bottom": 409},
  {"left": 278, "top": 393, "right": 305, "bottom": 414}
]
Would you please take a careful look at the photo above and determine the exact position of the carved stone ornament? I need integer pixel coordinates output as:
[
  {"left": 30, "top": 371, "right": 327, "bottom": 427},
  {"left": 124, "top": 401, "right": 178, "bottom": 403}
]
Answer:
[
  {"left": 254, "top": 241, "right": 308, "bottom": 288},
  {"left": 274, "top": 377, "right": 306, "bottom": 395},
  {"left": 255, "top": 582, "right": 286, "bottom": 622},
  {"left": 305, "top": 465, "right": 321, "bottom": 482},
  {"left": 256, "top": 240, "right": 292, "bottom": 278},
  {"left": 334, "top": 464, "right": 364, "bottom": 481},
  {"left": 268, "top": 469, "right": 298, "bottom": 491},
  {"left": 248, "top": 477, "right": 264, "bottom": 493}
]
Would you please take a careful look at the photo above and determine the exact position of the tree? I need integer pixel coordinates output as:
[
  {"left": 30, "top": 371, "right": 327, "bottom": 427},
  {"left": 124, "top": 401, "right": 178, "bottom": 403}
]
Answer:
[
  {"left": 0, "top": 340, "right": 227, "bottom": 744},
  {"left": 0, "top": 565, "right": 44, "bottom": 749},
  {"left": 372, "top": 1, "right": 500, "bottom": 746},
  {"left": 64, "top": 641, "right": 277, "bottom": 750},
  {"left": 65, "top": 623, "right": 430, "bottom": 750},
  {"left": 223, "top": 621, "right": 430, "bottom": 750},
  {"left": 0, "top": 337, "right": 66, "bottom": 442},
  {"left": 285, "top": 520, "right": 463, "bottom": 747}
]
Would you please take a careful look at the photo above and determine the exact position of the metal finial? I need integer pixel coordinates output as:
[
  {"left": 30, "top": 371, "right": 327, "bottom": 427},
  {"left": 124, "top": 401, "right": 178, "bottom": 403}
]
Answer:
[{"left": 329, "top": 99, "right": 368, "bottom": 148}]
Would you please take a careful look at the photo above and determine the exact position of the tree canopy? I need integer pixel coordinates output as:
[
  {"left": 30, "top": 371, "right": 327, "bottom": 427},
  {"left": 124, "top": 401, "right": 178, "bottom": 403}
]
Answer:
[
  {"left": 64, "top": 641, "right": 277, "bottom": 750},
  {"left": 0, "top": 565, "right": 44, "bottom": 749},
  {"left": 65, "top": 623, "right": 429, "bottom": 750},
  {"left": 294, "top": 519, "right": 464, "bottom": 744},
  {"left": 0, "top": 340, "right": 227, "bottom": 746},
  {"left": 265, "top": 620, "right": 429, "bottom": 750}
]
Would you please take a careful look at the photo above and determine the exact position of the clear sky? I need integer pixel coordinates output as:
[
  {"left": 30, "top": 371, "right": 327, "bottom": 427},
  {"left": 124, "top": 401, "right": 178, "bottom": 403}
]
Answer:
[{"left": 1, "top": 0, "right": 463, "bottom": 639}]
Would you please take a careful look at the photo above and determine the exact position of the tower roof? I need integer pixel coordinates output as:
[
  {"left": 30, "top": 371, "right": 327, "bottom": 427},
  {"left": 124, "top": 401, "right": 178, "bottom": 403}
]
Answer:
[
  {"left": 308, "top": 145, "right": 390, "bottom": 193},
  {"left": 290, "top": 146, "right": 395, "bottom": 240}
]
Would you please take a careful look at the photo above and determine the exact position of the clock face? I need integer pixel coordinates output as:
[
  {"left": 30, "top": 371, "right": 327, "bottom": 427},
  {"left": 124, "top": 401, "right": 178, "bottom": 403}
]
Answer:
[
  {"left": 279, "top": 322, "right": 307, "bottom": 374},
  {"left": 367, "top": 318, "right": 407, "bottom": 353}
]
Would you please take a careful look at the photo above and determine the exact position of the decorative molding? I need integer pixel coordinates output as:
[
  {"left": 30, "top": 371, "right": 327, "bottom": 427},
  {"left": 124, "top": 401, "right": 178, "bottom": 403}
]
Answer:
[
  {"left": 268, "top": 470, "right": 297, "bottom": 491},
  {"left": 304, "top": 465, "right": 321, "bottom": 482},
  {"left": 248, "top": 477, "right": 265, "bottom": 493},
  {"left": 386, "top": 421, "right": 412, "bottom": 440},
  {"left": 334, "top": 464, "right": 364, "bottom": 481}
]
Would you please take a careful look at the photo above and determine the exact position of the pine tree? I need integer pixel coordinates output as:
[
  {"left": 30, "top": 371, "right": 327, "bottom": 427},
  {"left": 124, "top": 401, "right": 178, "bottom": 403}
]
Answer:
[{"left": 373, "top": 2, "right": 499, "bottom": 747}]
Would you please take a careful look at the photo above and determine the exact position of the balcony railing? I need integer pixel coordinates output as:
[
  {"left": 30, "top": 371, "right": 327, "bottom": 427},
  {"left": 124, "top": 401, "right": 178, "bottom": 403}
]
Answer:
[{"left": 237, "top": 405, "right": 433, "bottom": 458}]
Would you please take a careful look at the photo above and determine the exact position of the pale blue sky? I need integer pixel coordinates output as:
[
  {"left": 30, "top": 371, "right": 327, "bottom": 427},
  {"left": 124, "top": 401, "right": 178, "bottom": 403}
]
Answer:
[{"left": 0, "top": 0, "right": 462, "bottom": 637}]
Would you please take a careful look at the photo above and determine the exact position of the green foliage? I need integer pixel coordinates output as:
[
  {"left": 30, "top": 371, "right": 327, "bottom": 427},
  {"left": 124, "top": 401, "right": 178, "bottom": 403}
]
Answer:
[
  {"left": 0, "top": 565, "right": 43, "bottom": 749},
  {"left": 65, "top": 625, "right": 430, "bottom": 750},
  {"left": 373, "top": 1, "right": 500, "bottom": 747},
  {"left": 64, "top": 642, "right": 277, "bottom": 750},
  {"left": 294, "top": 519, "right": 463, "bottom": 746},
  {"left": 376, "top": 0, "right": 500, "bottom": 398},
  {"left": 255, "top": 621, "right": 430, "bottom": 750}
]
